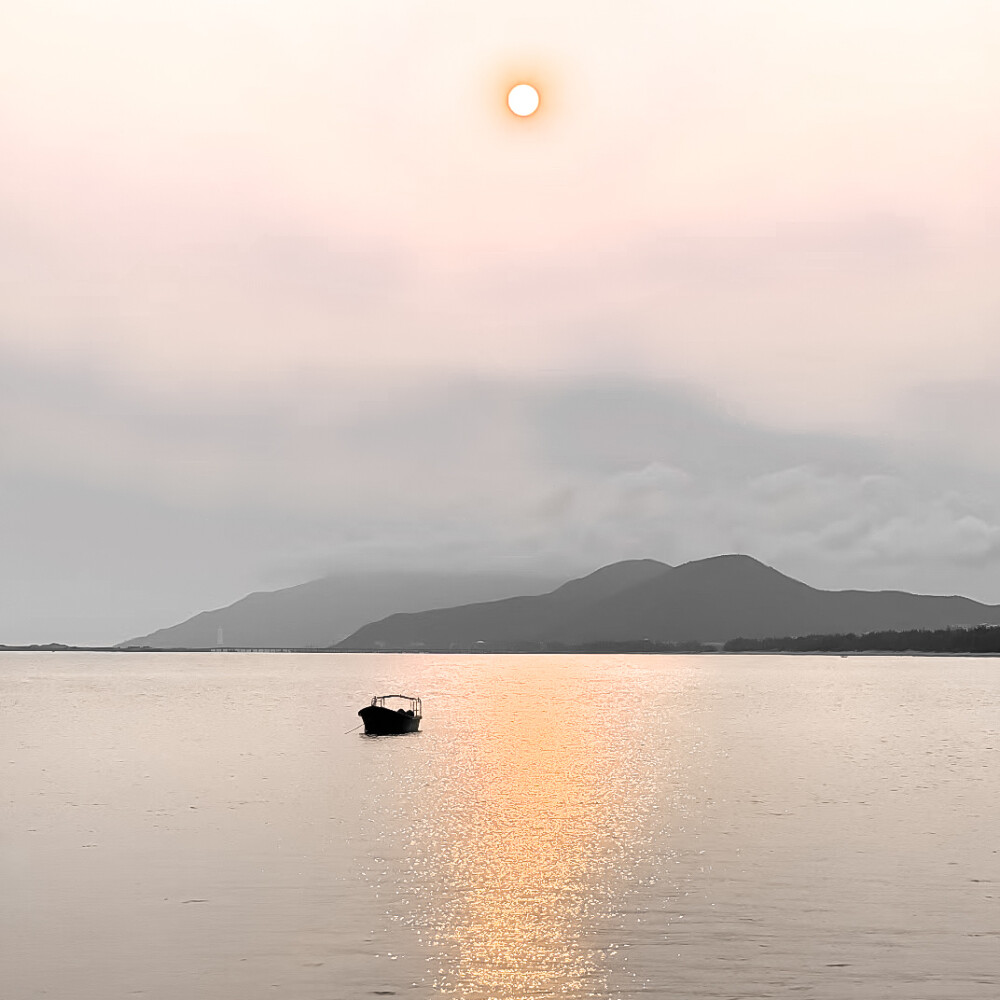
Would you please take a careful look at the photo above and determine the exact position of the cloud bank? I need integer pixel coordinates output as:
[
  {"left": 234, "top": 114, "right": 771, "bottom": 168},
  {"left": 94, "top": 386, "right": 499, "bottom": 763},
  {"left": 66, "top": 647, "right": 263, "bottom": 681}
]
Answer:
[{"left": 5, "top": 354, "right": 1000, "bottom": 643}]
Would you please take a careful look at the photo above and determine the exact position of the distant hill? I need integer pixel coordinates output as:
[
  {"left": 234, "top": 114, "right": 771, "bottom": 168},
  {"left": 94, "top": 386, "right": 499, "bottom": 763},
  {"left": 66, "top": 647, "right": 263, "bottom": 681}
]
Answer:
[
  {"left": 119, "top": 570, "right": 564, "bottom": 649},
  {"left": 339, "top": 559, "right": 670, "bottom": 650},
  {"left": 338, "top": 554, "right": 1000, "bottom": 649}
]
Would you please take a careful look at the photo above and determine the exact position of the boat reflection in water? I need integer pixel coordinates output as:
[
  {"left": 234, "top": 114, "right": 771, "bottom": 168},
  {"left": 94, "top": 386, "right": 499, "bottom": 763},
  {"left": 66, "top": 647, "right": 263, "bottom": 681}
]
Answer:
[{"left": 417, "top": 662, "right": 657, "bottom": 999}]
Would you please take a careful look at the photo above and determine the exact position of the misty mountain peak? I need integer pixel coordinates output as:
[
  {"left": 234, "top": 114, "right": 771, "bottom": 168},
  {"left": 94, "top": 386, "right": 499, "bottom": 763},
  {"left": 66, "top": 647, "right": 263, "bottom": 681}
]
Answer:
[{"left": 547, "top": 558, "right": 672, "bottom": 604}]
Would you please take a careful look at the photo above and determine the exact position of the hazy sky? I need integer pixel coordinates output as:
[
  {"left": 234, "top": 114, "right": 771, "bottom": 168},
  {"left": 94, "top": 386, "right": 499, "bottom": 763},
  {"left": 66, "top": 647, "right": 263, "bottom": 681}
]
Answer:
[{"left": 3, "top": 1, "right": 999, "bottom": 642}]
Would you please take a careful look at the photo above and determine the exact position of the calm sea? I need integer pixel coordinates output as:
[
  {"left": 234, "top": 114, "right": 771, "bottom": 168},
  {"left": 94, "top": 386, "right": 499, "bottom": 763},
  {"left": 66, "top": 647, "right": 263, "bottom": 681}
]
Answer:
[{"left": 3, "top": 652, "right": 998, "bottom": 999}]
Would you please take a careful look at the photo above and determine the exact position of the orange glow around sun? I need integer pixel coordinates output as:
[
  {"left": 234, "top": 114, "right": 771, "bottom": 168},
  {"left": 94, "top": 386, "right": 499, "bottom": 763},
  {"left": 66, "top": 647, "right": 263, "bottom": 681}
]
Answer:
[{"left": 489, "top": 61, "right": 560, "bottom": 125}]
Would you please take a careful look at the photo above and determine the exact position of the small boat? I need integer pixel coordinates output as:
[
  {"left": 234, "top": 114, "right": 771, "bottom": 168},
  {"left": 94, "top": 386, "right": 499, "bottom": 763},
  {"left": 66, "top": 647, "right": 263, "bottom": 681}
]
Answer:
[{"left": 358, "top": 694, "right": 422, "bottom": 735}]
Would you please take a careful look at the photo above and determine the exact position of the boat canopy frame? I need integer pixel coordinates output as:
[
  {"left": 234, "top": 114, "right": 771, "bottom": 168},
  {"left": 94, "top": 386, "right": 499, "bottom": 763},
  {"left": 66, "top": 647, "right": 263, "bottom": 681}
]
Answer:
[{"left": 370, "top": 694, "right": 422, "bottom": 716}]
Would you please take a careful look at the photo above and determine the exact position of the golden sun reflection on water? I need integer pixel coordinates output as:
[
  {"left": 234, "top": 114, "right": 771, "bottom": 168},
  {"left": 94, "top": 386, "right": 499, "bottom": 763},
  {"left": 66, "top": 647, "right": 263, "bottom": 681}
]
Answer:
[{"left": 418, "top": 661, "right": 657, "bottom": 1000}]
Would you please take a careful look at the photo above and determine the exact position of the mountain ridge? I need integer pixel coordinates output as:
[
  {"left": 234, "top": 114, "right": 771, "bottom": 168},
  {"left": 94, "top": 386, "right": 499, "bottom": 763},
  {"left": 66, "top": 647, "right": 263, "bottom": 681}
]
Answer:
[
  {"left": 120, "top": 569, "right": 566, "bottom": 649},
  {"left": 339, "top": 554, "right": 1000, "bottom": 650},
  {"left": 121, "top": 554, "right": 1000, "bottom": 651}
]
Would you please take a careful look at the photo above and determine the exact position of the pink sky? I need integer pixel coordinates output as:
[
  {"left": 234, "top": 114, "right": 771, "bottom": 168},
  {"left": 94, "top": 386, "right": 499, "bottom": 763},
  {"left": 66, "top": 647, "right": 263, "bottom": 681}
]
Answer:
[{"left": 4, "top": 1, "right": 997, "bottom": 406}]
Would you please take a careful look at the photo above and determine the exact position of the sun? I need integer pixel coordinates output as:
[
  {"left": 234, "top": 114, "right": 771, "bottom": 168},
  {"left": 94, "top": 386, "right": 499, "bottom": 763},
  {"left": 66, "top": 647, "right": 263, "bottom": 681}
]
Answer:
[{"left": 507, "top": 83, "right": 540, "bottom": 117}]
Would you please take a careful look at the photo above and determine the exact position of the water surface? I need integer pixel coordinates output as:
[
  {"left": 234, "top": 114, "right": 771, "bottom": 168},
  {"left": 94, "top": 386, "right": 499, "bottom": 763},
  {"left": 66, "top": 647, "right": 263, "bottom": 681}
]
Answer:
[{"left": 3, "top": 652, "right": 998, "bottom": 998}]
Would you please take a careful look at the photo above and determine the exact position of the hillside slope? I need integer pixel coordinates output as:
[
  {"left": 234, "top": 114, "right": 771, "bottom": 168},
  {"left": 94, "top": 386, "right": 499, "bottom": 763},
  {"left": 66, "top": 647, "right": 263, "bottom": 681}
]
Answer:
[
  {"left": 340, "top": 559, "right": 672, "bottom": 649},
  {"left": 339, "top": 554, "right": 1000, "bottom": 649},
  {"left": 121, "top": 569, "right": 564, "bottom": 648}
]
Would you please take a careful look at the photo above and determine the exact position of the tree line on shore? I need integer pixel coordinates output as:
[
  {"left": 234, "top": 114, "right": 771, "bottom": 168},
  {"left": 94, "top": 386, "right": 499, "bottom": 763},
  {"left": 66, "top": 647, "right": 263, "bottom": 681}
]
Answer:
[{"left": 724, "top": 624, "right": 1000, "bottom": 654}]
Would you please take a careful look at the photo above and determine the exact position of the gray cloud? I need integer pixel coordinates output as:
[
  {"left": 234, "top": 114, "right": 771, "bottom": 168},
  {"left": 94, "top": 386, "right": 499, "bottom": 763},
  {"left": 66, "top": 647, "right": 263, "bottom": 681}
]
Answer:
[
  {"left": 5, "top": 347, "right": 1000, "bottom": 643},
  {"left": 897, "top": 379, "right": 1000, "bottom": 462}
]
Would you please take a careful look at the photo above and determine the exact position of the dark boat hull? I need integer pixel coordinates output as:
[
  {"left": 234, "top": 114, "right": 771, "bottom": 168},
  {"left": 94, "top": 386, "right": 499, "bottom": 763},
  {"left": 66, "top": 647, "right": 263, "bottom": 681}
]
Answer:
[{"left": 358, "top": 705, "right": 421, "bottom": 735}]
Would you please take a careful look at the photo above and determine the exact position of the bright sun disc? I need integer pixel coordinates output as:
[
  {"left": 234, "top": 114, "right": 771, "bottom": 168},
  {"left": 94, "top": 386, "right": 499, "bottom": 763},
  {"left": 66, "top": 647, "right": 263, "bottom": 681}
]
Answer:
[{"left": 507, "top": 84, "right": 539, "bottom": 117}]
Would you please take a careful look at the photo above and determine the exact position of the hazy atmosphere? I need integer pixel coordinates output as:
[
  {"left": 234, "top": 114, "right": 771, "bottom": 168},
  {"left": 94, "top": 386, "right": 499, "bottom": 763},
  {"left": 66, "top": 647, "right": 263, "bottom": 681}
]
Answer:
[{"left": 3, "top": 1, "right": 999, "bottom": 643}]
